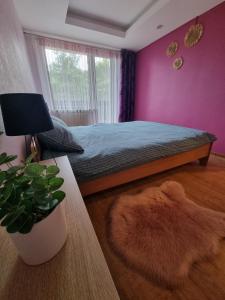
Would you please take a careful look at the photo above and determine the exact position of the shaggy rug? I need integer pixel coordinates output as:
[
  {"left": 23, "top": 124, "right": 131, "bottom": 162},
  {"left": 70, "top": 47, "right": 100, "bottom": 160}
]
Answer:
[{"left": 108, "top": 181, "right": 225, "bottom": 288}]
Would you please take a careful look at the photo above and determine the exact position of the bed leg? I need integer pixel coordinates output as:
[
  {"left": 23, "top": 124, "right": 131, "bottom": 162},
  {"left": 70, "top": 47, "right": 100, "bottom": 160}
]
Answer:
[{"left": 199, "top": 156, "right": 209, "bottom": 166}]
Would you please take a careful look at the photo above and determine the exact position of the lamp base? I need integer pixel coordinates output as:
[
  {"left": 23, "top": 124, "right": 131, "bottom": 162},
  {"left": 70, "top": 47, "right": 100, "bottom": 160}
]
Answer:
[{"left": 30, "top": 135, "right": 41, "bottom": 162}]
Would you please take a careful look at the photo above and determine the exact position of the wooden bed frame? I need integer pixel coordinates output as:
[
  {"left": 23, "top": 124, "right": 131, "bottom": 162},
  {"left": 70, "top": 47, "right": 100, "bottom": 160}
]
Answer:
[
  {"left": 32, "top": 136, "right": 212, "bottom": 197},
  {"left": 79, "top": 143, "right": 213, "bottom": 196}
]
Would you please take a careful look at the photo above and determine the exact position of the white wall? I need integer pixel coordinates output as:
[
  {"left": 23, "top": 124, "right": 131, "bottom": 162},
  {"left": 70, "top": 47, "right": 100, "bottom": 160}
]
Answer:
[{"left": 0, "top": 0, "right": 35, "bottom": 129}]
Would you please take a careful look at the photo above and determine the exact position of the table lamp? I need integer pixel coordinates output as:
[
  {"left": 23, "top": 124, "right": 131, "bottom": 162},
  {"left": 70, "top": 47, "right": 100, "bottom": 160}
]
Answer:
[{"left": 0, "top": 93, "right": 53, "bottom": 159}]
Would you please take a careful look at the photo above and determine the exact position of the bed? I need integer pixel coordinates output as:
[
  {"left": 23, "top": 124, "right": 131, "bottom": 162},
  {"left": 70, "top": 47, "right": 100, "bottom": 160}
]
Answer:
[{"left": 41, "top": 121, "right": 216, "bottom": 196}]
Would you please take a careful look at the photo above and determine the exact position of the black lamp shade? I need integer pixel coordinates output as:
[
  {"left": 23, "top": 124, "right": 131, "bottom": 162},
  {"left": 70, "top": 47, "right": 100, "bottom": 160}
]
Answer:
[{"left": 0, "top": 93, "right": 54, "bottom": 136}]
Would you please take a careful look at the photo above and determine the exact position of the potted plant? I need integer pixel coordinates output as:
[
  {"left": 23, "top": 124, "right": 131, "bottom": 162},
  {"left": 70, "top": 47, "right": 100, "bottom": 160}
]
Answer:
[{"left": 0, "top": 151, "right": 67, "bottom": 265}]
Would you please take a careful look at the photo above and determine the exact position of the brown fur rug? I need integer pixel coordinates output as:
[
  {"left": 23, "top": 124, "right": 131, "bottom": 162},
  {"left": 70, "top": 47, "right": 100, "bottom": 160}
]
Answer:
[{"left": 108, "top": 181, "right": 225, "bottom": 288}]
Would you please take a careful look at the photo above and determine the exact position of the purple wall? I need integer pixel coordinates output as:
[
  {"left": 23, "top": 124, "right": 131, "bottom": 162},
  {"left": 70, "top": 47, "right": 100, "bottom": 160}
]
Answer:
[{"left": 135, "top": 3, "right": 225, "bottom": 154}]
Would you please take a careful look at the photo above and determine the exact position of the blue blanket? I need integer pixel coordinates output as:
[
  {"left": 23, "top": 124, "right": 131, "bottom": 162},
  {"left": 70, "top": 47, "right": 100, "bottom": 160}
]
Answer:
[{"left": 43, "top": 121, "right": 216, "bottom": 182}]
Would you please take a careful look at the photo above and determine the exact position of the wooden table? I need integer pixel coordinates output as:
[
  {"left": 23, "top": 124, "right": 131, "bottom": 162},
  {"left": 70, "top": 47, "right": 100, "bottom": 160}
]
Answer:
[{"left": 0, "top": 156, "right": 120, "bottom": 300}]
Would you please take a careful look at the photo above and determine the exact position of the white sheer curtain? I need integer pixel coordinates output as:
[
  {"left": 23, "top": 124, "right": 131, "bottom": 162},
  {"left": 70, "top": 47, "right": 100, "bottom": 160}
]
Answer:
[{"left": 25, "top": 34, "right": 120, "bottom": 125}]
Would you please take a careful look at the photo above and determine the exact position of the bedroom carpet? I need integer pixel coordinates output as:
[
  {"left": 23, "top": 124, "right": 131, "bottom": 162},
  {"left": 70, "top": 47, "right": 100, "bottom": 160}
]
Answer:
[
  {"left": 108, "top": 181, "right": 225, "bottom": 289},
  {"left": 85, "top": 154, "right": 225, "bottom": 300}
]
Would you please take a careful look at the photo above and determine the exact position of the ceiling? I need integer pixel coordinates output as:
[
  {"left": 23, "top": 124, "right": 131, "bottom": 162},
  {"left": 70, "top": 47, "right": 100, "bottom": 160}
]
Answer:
[{"left": 14, "top": 0, "right": 224, "bottom": 51}]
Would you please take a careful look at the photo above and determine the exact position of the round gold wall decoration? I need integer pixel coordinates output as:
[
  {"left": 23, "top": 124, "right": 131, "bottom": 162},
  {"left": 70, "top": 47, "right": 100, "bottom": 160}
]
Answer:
[
  {"left": 173, "top": 57, "right": 184, "bottom": 70},
  {"left": 166, "top": 41, "right": 179, "bottom": 57},
  {"left": 184, "top": 23, "right": 204, "bottom": 47}
]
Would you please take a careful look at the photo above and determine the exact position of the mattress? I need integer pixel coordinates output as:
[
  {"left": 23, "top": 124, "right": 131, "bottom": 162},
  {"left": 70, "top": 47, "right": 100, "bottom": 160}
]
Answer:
[{"left": 42, "top": 121, "right": 216, "bottom": 182}]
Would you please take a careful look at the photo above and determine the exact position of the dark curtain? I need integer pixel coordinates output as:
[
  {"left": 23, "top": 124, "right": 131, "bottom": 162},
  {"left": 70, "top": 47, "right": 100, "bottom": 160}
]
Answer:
[{"left": 119, "top": 49, "right": 136, "bottom": 122}]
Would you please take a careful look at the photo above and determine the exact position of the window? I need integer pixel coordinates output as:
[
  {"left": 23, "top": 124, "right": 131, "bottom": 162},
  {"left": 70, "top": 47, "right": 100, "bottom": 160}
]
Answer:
[{"left": 45, "top": 48, "right": 120, "bottom": 123}]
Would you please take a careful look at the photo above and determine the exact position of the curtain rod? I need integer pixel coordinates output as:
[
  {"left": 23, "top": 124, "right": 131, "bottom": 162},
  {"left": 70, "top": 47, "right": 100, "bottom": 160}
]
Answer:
[{"left": 23, "top": 29, "right": 121, "bottom": 52}]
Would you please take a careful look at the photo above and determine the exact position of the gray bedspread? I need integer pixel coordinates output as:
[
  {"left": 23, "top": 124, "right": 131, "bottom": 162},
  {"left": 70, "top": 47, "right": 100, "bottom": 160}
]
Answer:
[{"left": 42, "top": 121, "right": 216, "bottom": 182}]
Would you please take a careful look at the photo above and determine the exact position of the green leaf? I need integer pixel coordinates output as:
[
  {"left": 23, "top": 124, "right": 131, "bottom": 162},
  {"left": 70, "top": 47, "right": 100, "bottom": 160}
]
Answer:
[
  {"left": 37, "top": 203, "right": 50, "bottom": 211},
  {"left": 4, "top": 215, "right": 23, "bottom": 233},
  {"left": 0, "top": 208, "right": 7, "bottom": 220},
  {"left": 46, "top": 165, "right": 60, "bottom": 176},
  {"left": 5, "top": 188, "right": 17, "bottom": 206},
  {"left": 31, "top": 178, "right": 48, "bottom": 192},
  {"left": 49, "top": 177, "right": 64, "bottom": 191},
  {"left": 0, "top": 199, "right": 10, "bottom": 210},
  {"left": 6, "top": 213, "right": 33, "bottom": 234},
  {"left": 52, "top": 190, "right": 65, "bottom": 202},
  {"left": 4, "top": 172, "right": 18, "bottom": 183},
  {"left": 15, "top": 175, "right": 30, "bottom": 185},
  {"left": 38, "top": 198, "right": 59, "bottom": 211},
  {"left": 49, "top": 199, "right": 59, "bottom": 210},
  {"left": 36, "top": 194, "right": 55, "bottom": 211},
  {"left": 6, "top": 222, "right": 20, "bottom": 234},
  {"left": 0, "top": 153, "right": 17, "bottom": 166},
  {"left": 7, "top": 166, "right": 22, "bottom": 175},
  {"left": 0, "top": 153, "right": 7, "bottom": 165},
  {"left": 2, "top": 185, "right": 13, "bottom": 202},
  {"left": 1, "top": 206, "right": 25, "bottom": 227},
  {"left": 0, "top": 171, "right": 6, "bottom": 184},
  {"left": 25, "top": 163, "right": 45, "bottom": 177},
  {"left": 22, "top": 198, "right": 33, "bottom": 212},
  {"left": 1, "top": 213, "right": 15, "bottom": 226},
  {"left": 33, "top": 190, "right": 48, "bottom": 201},
  {"left": 18, "top": 215, "right": 34, "bottom": 234},
  {"left": 25, "top": 153, "right": 36, "bottom": 164},
  {"left": 44, "top": 199, "right": 59, "bottom": 212},
  {"left": 23, "top": 187, "right": 34, "bottom": 197},
  {"left": 4, "top": 155, "right": 17, "bottom": 164}
]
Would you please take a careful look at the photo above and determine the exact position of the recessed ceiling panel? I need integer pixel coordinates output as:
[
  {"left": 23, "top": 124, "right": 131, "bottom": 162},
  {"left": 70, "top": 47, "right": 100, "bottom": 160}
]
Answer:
[{"left": 68, "top": 0, "right": 155, "bottom": 28}]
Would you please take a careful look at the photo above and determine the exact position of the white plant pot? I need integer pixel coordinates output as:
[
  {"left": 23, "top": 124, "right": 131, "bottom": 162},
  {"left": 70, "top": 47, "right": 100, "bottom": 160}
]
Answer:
[{"left": 10, "top": 202, "right": 67, "bottom": 266}]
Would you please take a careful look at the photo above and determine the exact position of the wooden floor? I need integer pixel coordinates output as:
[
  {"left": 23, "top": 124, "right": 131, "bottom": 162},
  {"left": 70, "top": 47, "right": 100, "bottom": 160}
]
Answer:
[{"left": 85, "top": 155, "right": 225, "bottom": 300}]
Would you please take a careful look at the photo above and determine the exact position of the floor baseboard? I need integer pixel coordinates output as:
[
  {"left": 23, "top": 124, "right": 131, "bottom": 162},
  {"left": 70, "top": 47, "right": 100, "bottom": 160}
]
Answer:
[{"left": 212, "top": 152, "right": 225, "bottom": 158}]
